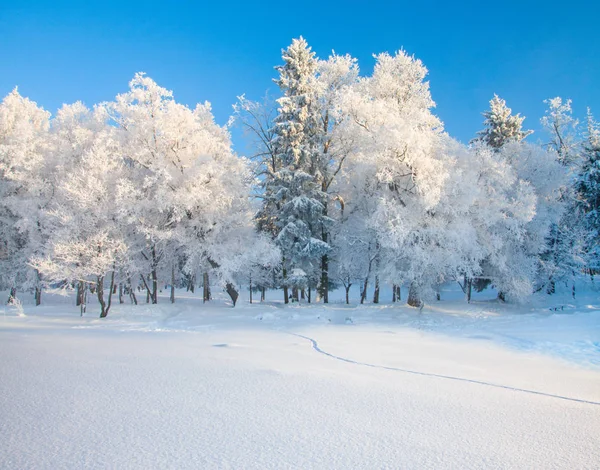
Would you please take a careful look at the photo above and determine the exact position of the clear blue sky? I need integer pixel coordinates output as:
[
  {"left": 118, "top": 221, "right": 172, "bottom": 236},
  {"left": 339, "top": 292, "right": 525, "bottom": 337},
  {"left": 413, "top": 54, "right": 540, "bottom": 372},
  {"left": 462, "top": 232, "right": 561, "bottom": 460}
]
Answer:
[{"left": 1, "top": 0, "right": 598, "bottom": 152}]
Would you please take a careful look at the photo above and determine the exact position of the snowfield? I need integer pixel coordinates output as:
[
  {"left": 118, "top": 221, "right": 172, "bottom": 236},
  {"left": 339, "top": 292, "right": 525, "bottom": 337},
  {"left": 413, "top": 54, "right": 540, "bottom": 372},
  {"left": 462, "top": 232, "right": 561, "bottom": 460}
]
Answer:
[{"left": 1, "top": 284, "right": 599, "bottom": 469}]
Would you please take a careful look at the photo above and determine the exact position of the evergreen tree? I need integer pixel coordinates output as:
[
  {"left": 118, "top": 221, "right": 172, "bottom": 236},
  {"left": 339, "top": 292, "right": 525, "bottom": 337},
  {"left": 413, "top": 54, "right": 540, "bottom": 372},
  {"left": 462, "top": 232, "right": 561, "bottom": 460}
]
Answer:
[
  {"left": 473, "top": 95, "right": 533, "bottom": 149},
  {"left": 267, "top": 37, "right": 331, "bottom": 302},
  {"left": 577, "top": 110, "right": 600, "bottom": 271}
]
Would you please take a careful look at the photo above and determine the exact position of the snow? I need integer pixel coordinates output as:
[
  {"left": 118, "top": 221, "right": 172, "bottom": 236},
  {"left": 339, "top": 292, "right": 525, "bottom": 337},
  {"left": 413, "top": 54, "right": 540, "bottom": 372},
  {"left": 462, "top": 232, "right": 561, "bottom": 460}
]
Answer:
[{"left": 1, "top": 284, "right": 599, "bottom": 469}]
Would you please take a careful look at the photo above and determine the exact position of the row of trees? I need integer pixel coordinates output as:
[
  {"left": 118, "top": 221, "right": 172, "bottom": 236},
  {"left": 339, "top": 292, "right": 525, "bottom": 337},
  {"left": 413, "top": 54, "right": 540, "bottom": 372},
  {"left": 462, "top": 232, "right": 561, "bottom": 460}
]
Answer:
[{"left": 1, "top": 38, "right": 599, "bottom": 315}]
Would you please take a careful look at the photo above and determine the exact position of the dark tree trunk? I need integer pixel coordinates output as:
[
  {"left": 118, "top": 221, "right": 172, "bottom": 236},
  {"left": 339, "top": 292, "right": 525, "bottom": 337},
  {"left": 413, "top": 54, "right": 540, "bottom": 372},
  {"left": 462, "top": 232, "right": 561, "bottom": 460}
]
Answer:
[
  {"left": 35, "top": 286, "right": 42, "bottom": 306},
  {"left": 7, "top": 287, "right": 17, "bottom": 304},
  {"left": 225, "top": 282, "right": 238, "bottom": 306},
  {"left": 360, "top": 277, "right": 368, "bottom": 305},
  {"left": 345, "top": 284, "right": 351, "bottom": 304},
  {"left": 99, "top": 269, "right": 116, "bottom": 318},
  {"left": 301, "top": 289, "right": 305, "bottom": 300},
  {"left": 467, "top": 278, "right": 472, "bottom": 303},
  {"left": 407, "top": 282, "right": 421, "bottom": 307},
  {"left": 373, "top": 276, "right": 380, "bottom": 304},
  {"left": 119, "top": 283, "right": 124, "bottom": 304},
  {"left": 261, "top": 286, "right": 265, "bottom": 302},
  {"left": 203, "top": 272, "right": 211, "bottom": 302},
  {"left": 436, "top": 284, "right": 441, "bottom": 301},
  {"left": 151, "top": 269, "right": 158, "bottom": 304},
  {"left": 307, "top": 286, "right": 311, "bottom": 303},
  {"left": 205, "top": 258, "right": 238, "bottom": 307},
  {"left": 392, "top": 284, "right": 397, "bottom": 302},
  {"left": 292, "top": 287, "right": 299, "bottom": 303},
  {"left": 320, "top": 253, "right": 329, "bottom": 304},
  {"left": 97, "top": 276, "right": 106, "bottom": 318},
  {"left": 76, "top": 281, "right": 83, "bottom": 307},
  {"left": 249, "top": 275, "right": 253, "bottom": 304},
  {"left": 282, "top": 266, "right": 289, "bottom": 304},
  {"left": 170, "top": 264, "right": 175, "bottom": 304},
  {"left": 396, "top": 285, "right": 401, "bottom": 301},
  {"left": 498, "top": 291, "right": 506, "bottom": 302}
]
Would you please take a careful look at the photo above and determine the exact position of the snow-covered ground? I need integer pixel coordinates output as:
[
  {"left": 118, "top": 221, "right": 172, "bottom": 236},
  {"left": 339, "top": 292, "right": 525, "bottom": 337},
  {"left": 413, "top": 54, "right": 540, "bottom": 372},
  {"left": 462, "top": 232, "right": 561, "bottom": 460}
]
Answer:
[{"left": 1, "top": 282, "right": 599, "bottom": 469}]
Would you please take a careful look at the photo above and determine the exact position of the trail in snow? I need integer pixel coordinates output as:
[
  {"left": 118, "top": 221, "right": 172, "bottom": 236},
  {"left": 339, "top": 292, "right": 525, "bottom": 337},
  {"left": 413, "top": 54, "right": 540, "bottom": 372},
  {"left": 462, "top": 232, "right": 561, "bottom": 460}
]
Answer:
[{"left": 288, "top": 332, "right": 600, "bottom": 407}]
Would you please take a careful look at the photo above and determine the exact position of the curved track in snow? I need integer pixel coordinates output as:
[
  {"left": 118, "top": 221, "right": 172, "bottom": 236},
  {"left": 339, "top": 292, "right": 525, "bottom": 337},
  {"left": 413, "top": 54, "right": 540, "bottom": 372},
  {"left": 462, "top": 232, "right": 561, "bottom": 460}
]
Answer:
[{"left": 289, "top": 332, "right": 600, "bottom": 407}]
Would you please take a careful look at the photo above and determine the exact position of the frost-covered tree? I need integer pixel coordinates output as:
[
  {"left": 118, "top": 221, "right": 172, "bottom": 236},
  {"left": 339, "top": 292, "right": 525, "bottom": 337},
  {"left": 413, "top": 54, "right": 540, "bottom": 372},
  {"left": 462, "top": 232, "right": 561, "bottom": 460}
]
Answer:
[
  {"left": 473, "top": 95, "right": 533, "bottom": 149},
  {"left": 0, "top": 88, "right": 50, "bottom": 304},
  {"left": 539, "top": 97, "right": 583, "bottom": 293},
  {"left": 576, "top": 110, "right": 600, "bottom": 271},
  {"left": 335, "top": 49, "right": 452, "bottom": 306},
  {"left": 542, "top": 97, "right": 580, "bottom": 167},
  {"left": 33, "top": 124, "right": 127, "bottom": 317},
  {"left": 267, "top": 38, "right": 330, "bottom": 303}
]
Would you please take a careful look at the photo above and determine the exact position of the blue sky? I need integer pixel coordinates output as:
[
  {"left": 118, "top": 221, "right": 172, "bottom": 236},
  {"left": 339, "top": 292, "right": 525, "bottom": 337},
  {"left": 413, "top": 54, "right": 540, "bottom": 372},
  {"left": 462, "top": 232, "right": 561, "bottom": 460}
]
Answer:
[{"left": 1, "top": 0, "right": 598, "bottom": 152}]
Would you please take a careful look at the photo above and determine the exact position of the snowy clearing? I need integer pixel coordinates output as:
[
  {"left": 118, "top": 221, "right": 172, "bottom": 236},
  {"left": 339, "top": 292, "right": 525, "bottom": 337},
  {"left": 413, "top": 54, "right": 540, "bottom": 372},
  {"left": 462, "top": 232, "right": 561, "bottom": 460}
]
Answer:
[{"left": 1, "top": 285, "right": 599, "bottom": 469}]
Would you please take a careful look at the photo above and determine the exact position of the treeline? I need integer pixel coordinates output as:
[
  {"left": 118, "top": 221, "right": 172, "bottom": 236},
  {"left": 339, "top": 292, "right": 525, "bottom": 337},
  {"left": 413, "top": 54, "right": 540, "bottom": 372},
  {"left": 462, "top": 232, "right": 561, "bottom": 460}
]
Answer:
[{"left": 1, "top": 38, "right": 599, "bottom": 316}]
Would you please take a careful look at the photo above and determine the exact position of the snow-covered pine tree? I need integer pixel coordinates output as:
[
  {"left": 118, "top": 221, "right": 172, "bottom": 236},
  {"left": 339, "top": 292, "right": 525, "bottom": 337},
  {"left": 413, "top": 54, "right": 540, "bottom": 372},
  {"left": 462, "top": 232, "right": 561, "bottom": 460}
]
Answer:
[
  {"left": 576, "top": 110, "right": 600, "bottom": 272},
  {"left": 472, "top": 95, "right": 533, "bottom": 149},
  {"left": 268, "top": 37, "right": 331, "bottom": 303}
]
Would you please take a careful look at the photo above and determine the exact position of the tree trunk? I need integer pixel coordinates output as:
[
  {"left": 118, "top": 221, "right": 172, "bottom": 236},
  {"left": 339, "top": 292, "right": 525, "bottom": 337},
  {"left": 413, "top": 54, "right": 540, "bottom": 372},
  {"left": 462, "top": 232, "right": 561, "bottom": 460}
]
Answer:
[
  {"left": 34, "top": 270, "right": 42, "bottom": 306},
  {"left": 436, "top": 284, "right": 441, "bottom": 301},
  {"left": 119, "top": 283, "right": 124, "bottom": 304},
  {"left": 170, "top": 264, "right": 175, "bottom": 304},
  {"left": 151, "top": 269, "right": 158, "bottom": 304},
  {"left": 345, "top": 284, "right": 351, "bottom": 305},
  {"left": 128, "top": 278, "right": 138, "bottom": 305},
  {"left": 261, "top": 286, "right": 265, "bottom": 302},
  {"left": 373, "top": 276, "right": 380, "bottom": 304},
  {"left": 35, "top": 286, "right": 42, "bottom": 306},
  {"left": 467, "top": 278, "right": 472, "bottom": 303},
  {"left": 225, "top": 282, "right": 239, "bottom": 306},
  {"left": 249, "top": 275, "right": 253, "bottom": 304},
  {"left": 76, "top": 281, "right": 83, "bottom": 307},
  {"left": 320, "top": 253, "right": 329, "bottom": 304},
  {"left": 292, "top": 287, "right": 299, "bottom": 303},
  {"left": 360, "top": 277, "right": 368, "bottom": 305},
  {"left": 283, "top": 286, "right": 289, "bottom": 304},
  {"left": 7, "top": 287, "right": 17, "bottom": 304},
  {"left": 80, "top": 283, "right": 87, "bottom": 316},
  {"left": 282, "top": 266, "right": 289, "bottom": 304},
  {"left": 100, "top": 269, "right": 116, "bottom": 318},
  {"left": 307, "top": 286, "right": 311, "bottom": 303},
  {"left": 97, "top": 276, "right": 106, "bottom": 318},
  {"left": 396, "top": 285, "right": 401, "bottom": 301},
  {"left": 392, "top": 284, "right": 397, "bottom": 302},
  {"left": 498, "top": 291, "right": 506, "bottom": 302},
  {"left": 203, "top": 272, "right": 211, "bottom": 302},
  {"left": 407, "top": 282, "right": 421, "bottom": 307}
]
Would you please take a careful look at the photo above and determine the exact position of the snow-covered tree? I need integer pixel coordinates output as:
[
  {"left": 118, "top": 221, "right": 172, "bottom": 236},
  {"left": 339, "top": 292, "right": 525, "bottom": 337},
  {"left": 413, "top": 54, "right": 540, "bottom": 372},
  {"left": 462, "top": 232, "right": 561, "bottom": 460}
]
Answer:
[
  {"left": 576, "top": 110, "right": 600, "bottom": 271},
  {"left": 266, "top": 38, "right": 330, "bottom": 303},
  {"left": 33, "top": 123, "right": 127, "bottom": 317},
  {"left": 472, "top": 95, "right": 533, "bottom": 149},
  {"left": 0, "top": 88, "right": 50, "bottom": 304},
  {"left": 542, "top": 97, "right": 580, "bottom": 167}
]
